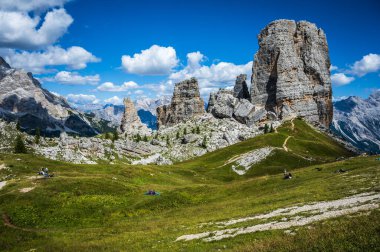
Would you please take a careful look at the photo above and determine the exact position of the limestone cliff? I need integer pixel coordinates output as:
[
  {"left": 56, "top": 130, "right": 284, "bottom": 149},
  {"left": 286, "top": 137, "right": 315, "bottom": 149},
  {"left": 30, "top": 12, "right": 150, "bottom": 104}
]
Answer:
[
  {"left": 157, "top": 78, "right": 205, "bottom": 128},
  {"left": 250, "top": 19, "right": 332, "bottom": 127}
]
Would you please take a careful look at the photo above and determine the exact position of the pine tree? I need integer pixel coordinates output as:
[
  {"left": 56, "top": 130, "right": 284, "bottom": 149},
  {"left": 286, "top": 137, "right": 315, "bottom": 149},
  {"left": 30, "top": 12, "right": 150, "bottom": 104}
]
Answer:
[
  {"left": 113, "top": 130, "right": 119, "bottom": 141},
  {"left": 192, "top": 128, "right": 196, "bottom": 134},
  {"left": 264, "top": 124, "right": 269, "bottom": 134},
  {"left": 183, "top": 128, "right": 187, "bottom": 135},
  {"left": 176, "top": 131, "right": 180, "bottom": 139},
  {"left": 136, "top": 134, "right": 141, "bottom": 142},
  {"left": 166, "top": 135, "right": 170, "bottom": 146},
  {"left": 143, "top": 135, "right": 148, "bottom": 142},
  {"left": 14, "top": 135, "right": 27, "bottom": 154},
  {"left": 196, "top": 126, "right": 200, "bottom": 134},
  {"left": 35, "top": 127, "right": 41, "bottom": 144},
  {"left": 16, "top": 121, "right": 21, "bottom": 131}
]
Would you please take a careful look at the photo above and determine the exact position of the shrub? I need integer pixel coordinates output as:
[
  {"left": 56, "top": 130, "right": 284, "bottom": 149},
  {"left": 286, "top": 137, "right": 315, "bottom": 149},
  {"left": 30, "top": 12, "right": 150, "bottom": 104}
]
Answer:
[{"left": 35, "top": 127, "right": 41, "bottom": 144}]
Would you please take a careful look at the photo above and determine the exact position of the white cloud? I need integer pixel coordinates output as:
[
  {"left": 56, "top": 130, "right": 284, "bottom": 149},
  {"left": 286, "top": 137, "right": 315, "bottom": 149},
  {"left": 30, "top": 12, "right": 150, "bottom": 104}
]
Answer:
[
  {"left": 0, "top": 0, "right": 70, "bottom": 12},
  {"left": 332, "top": 96, "right": 348, "bottom": 102},
  {"left": 331, "top": 73, "right": 355, "bottom": 86},
  {"left": 121, "top": 45, "right": 179, "bottom": 75},
  {"left": 134, "top": 90, "right": 144, "bottom": 95},
  {"left": 0, "top": 8, "right": 73, "bottom": 50},
  {"left": 66, "top": 94, "right": 99, "bottom": 105},
  {"left": 45, "top": 71, "right": 100, "bottom": 85},
  {"left": 2, "top": 46, "right": 100, "bottom": 73},
  {"left": 96, "top": 81, "right": 139, "bottom": 92},
  {"left": 104, "top": 96, "right": 123, "bottom": 105},
  {"left": 169, "top": 51, "right": 252, "bottom": 97},
  {"left": 350, "top": 53, "right": 380, "bottom": 77},
  {"left": 330, "top": 65, "right": 338, "bottom": 71}
]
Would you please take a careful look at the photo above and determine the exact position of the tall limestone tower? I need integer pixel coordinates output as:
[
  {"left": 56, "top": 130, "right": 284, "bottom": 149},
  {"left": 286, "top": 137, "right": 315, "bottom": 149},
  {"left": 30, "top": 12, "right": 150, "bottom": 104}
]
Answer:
[
  {"left": 120, "top": 97, "right": 151, "bottom": 136},
  {"left": 250, "top": 19, "right": 333, "bottom": 127}
]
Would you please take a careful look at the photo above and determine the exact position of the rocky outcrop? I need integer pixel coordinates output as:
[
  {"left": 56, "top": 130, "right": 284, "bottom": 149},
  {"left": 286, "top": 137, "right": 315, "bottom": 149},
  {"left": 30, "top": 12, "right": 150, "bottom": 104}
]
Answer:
[
  {"left": 0, "top": 57, "right": 97, "bottom": 136},
  {"left": 234, "top": 74, "right": 250, "bottom": 100},
  {"left": 331, "top": 91, "right": 380, "bottom": 154},
  {"left": 157, "top": 78, "right": 205, "bottom": 128},
  {"left": 207, "top": 89, "right": 266, "bottom": 126},
  {"left": 120, "top": 97, "right": 151, "bottom": 136},
  {"left": 250, "top": 19, "right": 332, "bottom": 127}
]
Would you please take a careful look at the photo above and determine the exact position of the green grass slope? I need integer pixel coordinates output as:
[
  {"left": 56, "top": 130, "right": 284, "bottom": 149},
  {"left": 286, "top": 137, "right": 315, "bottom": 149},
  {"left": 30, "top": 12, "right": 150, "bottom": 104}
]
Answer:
[{"left": 0, "top": 119, "right": 378, "bottom": 251}]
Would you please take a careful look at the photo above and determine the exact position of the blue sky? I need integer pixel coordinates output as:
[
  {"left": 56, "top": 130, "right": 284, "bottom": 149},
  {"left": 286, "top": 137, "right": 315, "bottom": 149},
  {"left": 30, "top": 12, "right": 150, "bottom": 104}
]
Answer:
[{"left": 0, "top": 0, "right": 379, "bottom": 105}]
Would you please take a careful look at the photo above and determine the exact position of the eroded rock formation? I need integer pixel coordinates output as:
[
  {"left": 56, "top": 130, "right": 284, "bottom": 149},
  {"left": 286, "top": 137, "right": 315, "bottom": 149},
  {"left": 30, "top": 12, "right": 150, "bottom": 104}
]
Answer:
[
  {"left": 250, "top": 19, "right": 332, "bottom": 127},
  {"left": 157, "top": 78, "right": 205, "bottom": 128},
  {"left": 234, "top": 74, "right": 250, "bottom": 100},
  {"left": 120, "top": 97, "right": 151, "bottom": 135}
]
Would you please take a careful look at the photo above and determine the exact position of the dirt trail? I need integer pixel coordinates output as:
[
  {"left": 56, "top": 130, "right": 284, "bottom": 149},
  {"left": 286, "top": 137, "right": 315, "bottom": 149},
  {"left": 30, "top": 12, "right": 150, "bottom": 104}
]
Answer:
[
  {"left": 176, "top": 192, "right": 380, "bottom": 242},
  {"left": 283, "top": 136, "right": 292, "bottom": 152},
  {"left": 2, "top": 213, "right": 36, "bottom": 232}
]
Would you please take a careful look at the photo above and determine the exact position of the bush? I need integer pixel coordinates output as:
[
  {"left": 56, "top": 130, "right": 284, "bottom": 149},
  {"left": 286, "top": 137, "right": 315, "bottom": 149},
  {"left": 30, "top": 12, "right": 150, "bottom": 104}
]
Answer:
[
  {"left": 196, "top": 126, "right": 200, "bottom": 134},
  {"left": 183, "top": 128, "right": 187, "bottom": 135},
  {"left": 35, "top": 127, "right": 40, "bottom": 144},
  {"left": 113, "top": 130, "right": 119, "bottom": 141},
  {"left": 264, "top": 124, "right": 269, "bottom": 134},
  {"left": 14, "top": 135, "right": 27, "bottom": 154},
  {"left": 176, "top": 131, "right": 180, "bottom": 139}
]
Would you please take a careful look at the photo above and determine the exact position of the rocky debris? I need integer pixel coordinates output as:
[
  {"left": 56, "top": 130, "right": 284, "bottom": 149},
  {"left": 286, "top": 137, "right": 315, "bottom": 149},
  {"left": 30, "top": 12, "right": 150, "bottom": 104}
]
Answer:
[
  {"left": 331, "top": 90, "right": 380, "bottom": 154},
  {"left": 207, "top": 89, "right": 267, "bottom": 126},
  {"left": 250, "top": 20, "right": 332, "bottom": 128},
  {"left": 178, "top": 192, "right": 380, "bottom": 242},
  {"left": 157, "top": 78, "right": 205, "bottom": 128},
  {"left": 157, "top": 113, "right": 261, "bottom": 162},
  {"left": 182, "top": 134, "right": 199, "bottom": 144},
  {"left": 120, "top": 98, "right": 151, "bottom": 136},
  {"left": 35, "top": 131, "right": 161, "bottom": 164},
  {"left": 231, "top": 147, "right": 274, "bottom": 175},
  {"left": 234, "top": 74, "right": 250, "bottom": 100},
  {"left": 131, "top": 153, "right": 173, "bottom": 165},
  {"left": 0, "top": 57, "right": 97, "bottom": 136}
]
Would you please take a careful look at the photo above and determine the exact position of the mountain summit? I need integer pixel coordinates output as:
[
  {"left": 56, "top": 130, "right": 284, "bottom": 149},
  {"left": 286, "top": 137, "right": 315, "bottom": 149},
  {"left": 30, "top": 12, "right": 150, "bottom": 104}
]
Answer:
[{"left": 0, "top": 57, "right": 97, "bottom": 136}]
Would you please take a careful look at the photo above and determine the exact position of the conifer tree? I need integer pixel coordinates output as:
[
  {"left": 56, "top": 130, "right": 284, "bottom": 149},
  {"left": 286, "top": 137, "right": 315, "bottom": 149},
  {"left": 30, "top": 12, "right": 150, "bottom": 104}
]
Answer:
[{"left": 14, "top": 135, "right": 27, "bottom": 154}]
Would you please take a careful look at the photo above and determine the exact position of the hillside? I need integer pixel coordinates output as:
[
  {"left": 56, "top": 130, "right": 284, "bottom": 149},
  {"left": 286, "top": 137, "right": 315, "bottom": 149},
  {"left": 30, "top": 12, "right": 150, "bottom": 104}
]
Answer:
[{"left": 1, "top": 119, "right": 378, "bottom": 252}]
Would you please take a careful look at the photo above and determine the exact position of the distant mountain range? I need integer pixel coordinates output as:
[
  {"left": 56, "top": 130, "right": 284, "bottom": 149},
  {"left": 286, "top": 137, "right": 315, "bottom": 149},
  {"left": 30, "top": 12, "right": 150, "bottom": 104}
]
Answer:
[
  {"left": 0, "top": 57, "right": 97, "bottom": 137},
  {"left": 331, "top": 90, "right": 380, "bottom": 154}
]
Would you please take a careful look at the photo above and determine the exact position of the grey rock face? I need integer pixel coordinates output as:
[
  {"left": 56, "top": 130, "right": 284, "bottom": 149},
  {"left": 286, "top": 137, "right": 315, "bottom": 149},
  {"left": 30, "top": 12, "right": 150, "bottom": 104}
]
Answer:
[
  {"left": 120, "top": 97, "right": 151, "bottom": 136},
  {"left": 250, "top": 19, "right": 332, "bottom": 127},
  {"left": 157, "top": 78, "right": 205, "bottom": 128},
  {"left": 234, "top": 74, "right": 250, "bottom": 100},
  {"left": 331, "top": 91, "right": 380, "bottom": 154},
  {"left": 207, "top": 89, "right": 266, "bottom": 126},
  {"left": 0, "top": 57, "right": 97, "bottom": 136}
]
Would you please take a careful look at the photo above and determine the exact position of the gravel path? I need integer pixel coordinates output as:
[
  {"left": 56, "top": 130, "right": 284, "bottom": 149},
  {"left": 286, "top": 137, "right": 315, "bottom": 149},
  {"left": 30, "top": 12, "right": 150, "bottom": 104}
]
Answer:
[
  {"left": 176, "top": 192, "right": 380, "bottom": 242},
  {"left": 231, "top": 147, "right": 274, "bottom": 175}
]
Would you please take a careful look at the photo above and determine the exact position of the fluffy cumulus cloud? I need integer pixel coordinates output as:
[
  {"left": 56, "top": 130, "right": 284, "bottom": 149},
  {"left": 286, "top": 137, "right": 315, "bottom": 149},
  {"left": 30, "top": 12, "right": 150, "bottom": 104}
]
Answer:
[
  {"left": 96, "top": 81, "right": 139, "bottom": 92},
  {"left": 1, "top": 46, "right": 100, "bottom": 73},
  {"left": 104, "top": 96, "right": 123, "bottom": 105},
  {"left": 350, "top": 53, "right": 380, "bottom": 77},
  {"left": 45, "top": 71, "right": 100, "bottom": 85},
  {"left": 121, "top": 45, "right": 179, "bottom": 75},
  {"left": 0, "top": 8, "right": 73, "bottom": 50},
  {"left": 0, "top": 0, "right": 70, "bottom": 12},
  {"left": 331, "top": 73, "right": 355, "bottom": 86},
  {"left": 66, "top": 94, "right": 99, "bottom": 105},
  {"left": 169, "top": 51, "right": 252, "bottom": 96}
]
